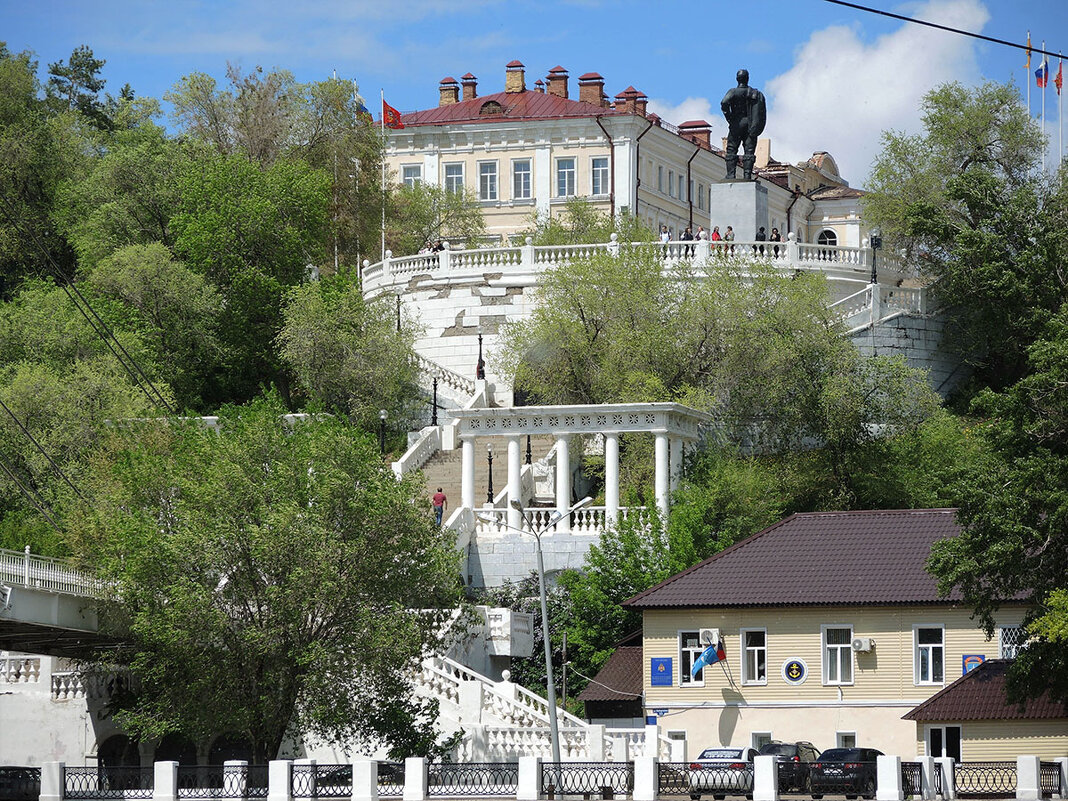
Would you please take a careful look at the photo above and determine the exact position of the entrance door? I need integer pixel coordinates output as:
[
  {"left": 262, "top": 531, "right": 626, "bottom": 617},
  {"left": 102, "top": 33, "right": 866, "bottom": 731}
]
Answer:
[{"left": 927, "top": 725, "right": 962, "bottom": 761}]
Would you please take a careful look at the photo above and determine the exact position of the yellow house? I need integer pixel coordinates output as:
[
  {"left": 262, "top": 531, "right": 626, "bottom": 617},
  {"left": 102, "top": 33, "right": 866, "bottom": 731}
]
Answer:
[{"left": 622, "top": 509, "right": 1030, "bottom": 757}]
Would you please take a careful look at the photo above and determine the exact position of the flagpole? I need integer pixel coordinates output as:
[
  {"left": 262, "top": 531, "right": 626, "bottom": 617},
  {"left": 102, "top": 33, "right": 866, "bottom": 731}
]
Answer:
[
  {"left": 1041, "top": 43, "right": 1047, "bottom": 176},
  {"left": 1026, "top": 31, "right": 1031, "bottom": 121},
  {"left": 381, "top": 88, "right": 386, "bottom": 263},
  {"left": 1059, "top": 59, "right": 1063, "bottom": 168}
]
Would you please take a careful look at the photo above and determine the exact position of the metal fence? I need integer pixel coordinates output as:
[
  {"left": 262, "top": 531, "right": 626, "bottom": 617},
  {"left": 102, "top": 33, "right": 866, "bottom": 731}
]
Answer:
[
  {"left": 175, "top": 765, "right": 268, "bottom": 799},
  {"left": 64, "top": 767, "right": 153, "bottom": 799},
  {"left": 809, "top": 762, "right": 877, "bottom": 798},
  {"left": 378, "top": 763, "right": 404, "bottom": 798},
  {"left": 955, "top": 761, "right": 1017, "bottom": 798},
  {"left": 656, "top": 762, "right": 754, "bottom": 799},
  {"left": 1040, "top": 762, "right": 1062, "bottom": 798},
  {"left": 428, "top": 763, "right": 519, "bottom": 796},
  {"left": 541, "top": 762, "right": 634, "bottom": 797},
  {"left": 901, "top": 762, "right": 922, "bottom": 797},
  {"left": 0, "top": 766, "right": 40, "bottom": 801},
  {"left": 292, "top": 764, "right": 351, "bottom": 798}
]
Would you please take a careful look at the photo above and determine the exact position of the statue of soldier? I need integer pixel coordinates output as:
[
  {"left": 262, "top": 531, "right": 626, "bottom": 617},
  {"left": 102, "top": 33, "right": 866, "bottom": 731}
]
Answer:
[{"left": 720, "top": 69, "right": 767, "bottom": 181}]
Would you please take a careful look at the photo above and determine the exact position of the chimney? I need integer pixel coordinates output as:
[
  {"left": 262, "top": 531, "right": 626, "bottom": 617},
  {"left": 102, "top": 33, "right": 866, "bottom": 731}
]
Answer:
[
  {"left": 438, "top": 77, "right": 459, "bottom": 106},
  {"left": 634, "top": 90, "right": 648, "bottom": 116},
  {"left": 679, "top": 120, "right": 712, "bottom": 149},
  {"left": 461, "top": 73, "right": 478, "bottom": 101},
  {"left": 546, "top": 66, "right": 569, "bottom": 98},
  {"left": 755, "top": 137, "right": 771, "bottom": 168},
  {"left": 614, "top": 86, "right": 639, "bottom": 114},
  {"left": 505, "top": 60, "right": 526, "bottom": 93},
  {"left": 578, "top": 72, "right": 605, "bottom": 106},
  {"left": 534, "top": 79, "right": 545, "bottom": 94}
]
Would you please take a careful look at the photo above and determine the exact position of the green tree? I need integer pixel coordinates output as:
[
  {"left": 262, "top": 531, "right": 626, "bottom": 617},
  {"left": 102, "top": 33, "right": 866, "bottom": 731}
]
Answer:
[
  {"left": 387, "top": 182, "right": 486, "bottom": 255},
  {"left": 523, "top": 197, "right": 653, "bottom": 245},
  {"left": 69, "top": 394, "right": 462, "bottom": 761},
  {"left": 46, "top": 45, "right": 111, "bottom": 129}
]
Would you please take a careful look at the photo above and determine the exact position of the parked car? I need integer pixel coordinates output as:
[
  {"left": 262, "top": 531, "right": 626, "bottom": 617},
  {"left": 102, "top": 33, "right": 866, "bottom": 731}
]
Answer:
[
  {"left": 688, "top": 747, "right": 757, "bottom": 800},
  {"left": 757, "top": 741, "right": 821, "bottom": 792},
  {"left": 0, "top": 767, "right": 40, "bottom": 801},
  {"left": 809, "top": 747, "right": 883, "bottom": 800}
]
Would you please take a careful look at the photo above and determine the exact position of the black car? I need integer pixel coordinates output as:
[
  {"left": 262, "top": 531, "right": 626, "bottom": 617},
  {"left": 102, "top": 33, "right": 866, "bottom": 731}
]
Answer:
[
  {"left": 809, "top": 748, "right": 883, "bottom": 800},
  {"left": 0, "top": 767, "right": 40, "bottom": 801},
  {"left": 757, "top": 741, "right": 821, "bottom": 792}
]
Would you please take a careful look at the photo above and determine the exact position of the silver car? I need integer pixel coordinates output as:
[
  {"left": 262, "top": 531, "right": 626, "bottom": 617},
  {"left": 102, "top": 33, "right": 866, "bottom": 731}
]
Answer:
[{"left": 687, "top": 747, "right": 757, "bottom": 800}]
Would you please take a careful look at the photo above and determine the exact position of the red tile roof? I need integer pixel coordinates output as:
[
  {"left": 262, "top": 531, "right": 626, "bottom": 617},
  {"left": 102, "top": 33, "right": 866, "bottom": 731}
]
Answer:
[
  {"left": 624, "top": 509, "right": 972, "bottom": 609},
  {"left": 904, "top": 659, "right": 1067, "bottom": 721},
  {"left": 506, "top": 60, "right": 524, "bottom": 68},
  {"left": 576, "top": 646, "right": 643, "bottom": 702},
  {"left": 394, "top": 89, "right": 624, "bottom": 127}
]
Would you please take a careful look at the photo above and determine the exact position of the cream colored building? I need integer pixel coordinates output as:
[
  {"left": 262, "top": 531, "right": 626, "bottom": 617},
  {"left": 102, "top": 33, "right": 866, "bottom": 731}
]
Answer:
[
  {"left": 624, "top": 509, "right": 1035, "bottom": 759},
  {"left": 384, "top": 61, "right": 869, "bottom": 250}
]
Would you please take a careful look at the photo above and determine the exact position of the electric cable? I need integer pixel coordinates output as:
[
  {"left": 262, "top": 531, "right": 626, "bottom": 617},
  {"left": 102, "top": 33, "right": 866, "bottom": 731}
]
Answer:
[
  {"left": 0, "top": 450, "right": 60, "bottom": 532},
  {"left": 0, "top": 394, "right": 86, "bottom": 502}
]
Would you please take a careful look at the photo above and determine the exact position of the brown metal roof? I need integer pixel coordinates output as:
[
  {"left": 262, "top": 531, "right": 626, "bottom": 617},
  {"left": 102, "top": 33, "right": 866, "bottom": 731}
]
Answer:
[
  {"left": 624, "top": 509, "right": 968, "bottom": 609},
  {"left": 904, "top": 659, "right": 1067, "bottom": 721},
  {"left": 394, "top": 89, "right": 623, "bottom": 127},
  {"left": 576, "top": 646, "right": 643, "bottom": 702}
]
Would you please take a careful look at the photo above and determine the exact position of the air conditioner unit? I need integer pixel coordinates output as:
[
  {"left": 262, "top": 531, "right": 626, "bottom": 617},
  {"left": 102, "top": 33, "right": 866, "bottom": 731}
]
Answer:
[
  {"left": 700, "top": 628, "right": 720, "bottom": 646},
  {"left": 851, "top": 637, "right": 875, "bottom": 652}
]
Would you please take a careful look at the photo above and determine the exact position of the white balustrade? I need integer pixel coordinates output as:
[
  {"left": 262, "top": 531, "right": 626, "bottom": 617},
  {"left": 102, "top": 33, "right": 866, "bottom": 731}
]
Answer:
[
  {"left": 392, "top": 426, "right": 441, "bottom": 478},
  {"left": 51, "top": 671, "right": 86, "bottom": 700},
  {"left": 1, "top": 656, "right": 40, "bottom": 683},
  {"left": 413, "top": 354, "right": 476, "bottom": 398},
  {"left": 0, "top": 546, "right": 101, "bottom": 597}
]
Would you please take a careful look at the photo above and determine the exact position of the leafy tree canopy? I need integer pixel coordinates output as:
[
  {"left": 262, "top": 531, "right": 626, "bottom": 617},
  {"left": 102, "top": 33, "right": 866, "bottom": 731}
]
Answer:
[
  {"left": 523, "top": 197, "right": 653, "bottom": 246},
  {"left": 387, "top": 182, "right": 486, "bottom": 255}
]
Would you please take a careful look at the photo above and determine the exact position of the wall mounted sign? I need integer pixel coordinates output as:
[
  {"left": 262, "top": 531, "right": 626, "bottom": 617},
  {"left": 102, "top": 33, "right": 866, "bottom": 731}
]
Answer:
[
  {"left": 782, "top": 658, "right": 808, "bottom": 685},
  {"left": 651, "top": 657, "right": 673, "bottom": 686},
  {"left": 962, "top": 654, "right": 986, "bottom": 673}
]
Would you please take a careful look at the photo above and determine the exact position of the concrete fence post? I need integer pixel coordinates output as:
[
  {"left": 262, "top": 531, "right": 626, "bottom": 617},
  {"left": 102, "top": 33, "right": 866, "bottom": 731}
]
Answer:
[
  {"left": 669, "top": 738, "right": 687, "bottom": 763},
  {"left": 696, "top": 234, "right": 710, "bottom": 262},
  {"left": 223, "top": 761, "right": 248, "bottom": 801},
  {"left": 608, "top": 233, "right": 620, "bottom": 257},
  {"left": 644, "top": 724, "right": 660, "bottom": 758},
  {"left": 402, "top": 758, "right": 426, "bottom": 801},
  {"left": 268, "top": 761, "right": 292, "bottom": 801},
  {"left": 935, "top": 758, "right": 956, "bottom": 800},
  {"left": 1054, "top": 758, "right": 1068, "bottom": 800},
  {"left": 517, "top": 756, "right": 542, "bottom": 801},
  {"left": 1017, "top": 756, "right": 1041, "bottom": 801},
  {"left": 586, "top": 724, "right": 606, "bottom": 761},
  {"left": 382, "top": 250, "right": 392, "bottom": 283},
  {"left": 785, "top": 232, "right": 799, "bottom": 267},
  {"left": 916, "top": 757, "right": 936, "bottom": 801},
  {"left": 753, "top": 755, "right": 778, "bottom": 801},
  {"left": 153, "top": 761, "right": 179, "bottom": 801},
  {"left": 876, "top": 755, "right": 903, "bottom": 801},
  {"left": 869, "top": 282, "right": 882, "bottom": 327},
  {"left": 352, "top": 760, "right": 378, "bottom": 801},
  {"left": 521, "top": 237, "right": 536, "bottom": 270},
  {"left": 440, "top": 242, "right": 451, "bottom": 273},
  {"left": 40, "top": 762, "right": 64, "bottom": 801},
  {"left": 633, "top": 756, "right": 658, "bottom": 801}
]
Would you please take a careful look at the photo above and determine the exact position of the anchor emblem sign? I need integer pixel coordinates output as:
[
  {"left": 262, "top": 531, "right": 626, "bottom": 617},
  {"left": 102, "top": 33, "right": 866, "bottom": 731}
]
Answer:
[{"left": 782, "top": 658, "right": 808, "bottom": 685}]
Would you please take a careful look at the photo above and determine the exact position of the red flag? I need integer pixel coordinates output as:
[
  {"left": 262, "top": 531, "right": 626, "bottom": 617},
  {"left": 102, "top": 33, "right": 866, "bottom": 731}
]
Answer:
[
  {"left": 1056, "top": 61, "right": 1063, "bottom": 95},
  {"left": 382, "top": 99, "right": 405, "bottom": 129}
]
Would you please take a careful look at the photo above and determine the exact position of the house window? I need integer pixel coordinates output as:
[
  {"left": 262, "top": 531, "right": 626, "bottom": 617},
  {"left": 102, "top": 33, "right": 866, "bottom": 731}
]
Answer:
[
  {"left": 679, "top": 631, "right": 705, "bottom": 685},
  {"left": 591, "top": 157, "right": 609, "bottom": 196},
  {"left": 668, "top": 170, "right": 675, "bottom": 198},
  {"left": 817, "top": 229, "right": 838, "bottom": 247},
  {"left": 401, "top": 165, "right": 422, "bottom": 187},
  {"left": 697, "top": 183, "right": 705, "bottom": 210},
  {"left": 556, "top": 158, "right": 576, "bottom": 197},
  {"left": 512, "top": 159, "right": 531, "bottom": 200},
  {"left": 742, "top": 628, "right": 766, "bottom": 685},
  {"left": 926, "top": 725, "right": 961, "bottom": 761},
  {"left": 444, "top": 163, "right": 464, "bottom": 194},
  {"left": 915, "top": 625, "right": 945, "bottom": 685},
  {"left": 657, "top": 165, "right": 664, "bottom": 193},
  {"left": 999, "top": 626, "right": 1026, "bottom": 659},
  {"left": 751, "top": 732, "right": 773, "bottom": 750},
  {"left": 822, "top": 625, "right": 853, "bottom": 684},
  {"left": 479, "top": 161, "right": 498, "bottom": 201},
  {"left": 836, "top": 732, "right": 857, "bottom": 749}
]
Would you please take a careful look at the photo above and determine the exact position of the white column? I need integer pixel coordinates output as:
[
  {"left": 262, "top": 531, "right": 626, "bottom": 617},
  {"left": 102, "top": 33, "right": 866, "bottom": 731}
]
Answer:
[
  {"left": 669, "top": 436, "right": 683, "bottom": 491},
  {"left": 402, "top": 757, "right": 427, "bottom": 801},
  {"left": 605, "top": 433, "right": 620, "bottom": 526},
  {"left": 587, "top": 724, "right": 607, "bottom": 761},
  {"left": 461, "top": 437, "right": 475, "bottom": 511},
  {"left": 1017, "top": 756, "right": 1041, "bottom": 801},
  {"left": 507, "top": 434, "right": 522, "bottom": 531},
  {"left": 40, "top": 763, "right": 64, "bottom": 801},
  {"left": 555, "top": 435, "right": 572, "bottom": 529},
  {"left": 633, "top": 756, "right": 658, "bottom": 801},
  {"left": 517, "top": 756, "right": 542, "bottom": 801},
  {"left": 876, "top": 755, "right": 903, "bottom": 801},
  {"left": 935, "top": 758, "right": 956, "bottom": 800},
  {"left": 753, "top": 755, "right": 779, "bottom": 801},
  {"left": 654, "top": 432, "right": 669, "bottom": 517},
  {"left": 268, "top": 761, "right": 293, "bottom": 801},
  {"left": 153, "top": 762, "right": 179, "bottom": 801},
  {"left": 917, "top": 756, "right": 936, "bottom": 801},
  {"left": 352, "top": 761, "right": 379, "bottom": 801}
]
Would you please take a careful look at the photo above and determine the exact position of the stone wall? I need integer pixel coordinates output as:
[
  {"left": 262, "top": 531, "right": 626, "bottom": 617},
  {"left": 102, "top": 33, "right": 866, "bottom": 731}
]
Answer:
[{"left": 851, "top": 311, "right": 970, "bottom": 397}]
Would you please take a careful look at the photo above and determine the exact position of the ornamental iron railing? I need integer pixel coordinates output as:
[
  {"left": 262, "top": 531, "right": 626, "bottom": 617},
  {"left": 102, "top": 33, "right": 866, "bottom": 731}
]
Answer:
[
  {"left": 291, "top": 764, "right": 351, "bottom": 799},
  {"left": 1, "top": 766, "right": 40, "bottom": 800},
  {"left": 427, "top": 762, "right": 519, "bottom": 796},
  {"left": 901, "top": 762, "right": 922, "bottom": 797},
  {"left": 541, "top": 762, "right": 634, "bottom": 797},
  {"left": 175, "top": 765, "right": 268, "bottom": 799},
  {"left": 934, "top": 762, "right": 944, "bottom": 797},
  {"left": 377, "top": 763, "right": 404, "bottom": 797},
  {"left": 809, "top": 761, "right": 878, "bottom": 798},
  {"left": 954, "top": 761, "right": 1016, "bottom": 798},
  {"left": 1040, "top": 762, "right": 1061, "bottom": 798},
  {"left": 773, "top": 760, "right": 815, "bottom": 796},
  {"left": 64, "top": 766, "right": 153, "bottom": 799},
  {"left": 657, "top": 762, "right": 754, "bottom": 799}
]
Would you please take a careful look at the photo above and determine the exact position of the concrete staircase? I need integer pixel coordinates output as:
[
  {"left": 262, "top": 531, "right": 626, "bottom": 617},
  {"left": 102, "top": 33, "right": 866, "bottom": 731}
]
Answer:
[{"left": 420, "top": 434, "right": 557, "bottom": 507}]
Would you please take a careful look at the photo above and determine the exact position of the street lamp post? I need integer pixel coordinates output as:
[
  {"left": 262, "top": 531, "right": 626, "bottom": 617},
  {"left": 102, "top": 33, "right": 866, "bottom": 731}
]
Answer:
[
  {"left": 486, "top": 443, "right": 494, "bottom": 504},
  {"left": 431, "top": 374, "right": 439, "bottom": 427},
  {"left": 476, "top": 325, "right": 486, "bottom": 380},
  {"left": 507, "top": 495, "right": 593, "bottom": 766},
  {"left": 869, "top": 227, "right": 882, "bottom": 285},
  {"left": 378, "top": 409, "right": 387, "bottom": 454}
]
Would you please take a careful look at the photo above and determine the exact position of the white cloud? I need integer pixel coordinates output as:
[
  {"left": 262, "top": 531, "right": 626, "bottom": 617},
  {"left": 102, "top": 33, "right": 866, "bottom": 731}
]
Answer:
[
  {"left": 646, "top": 96, "right": 728, "bottom": 144},
  {"left": 765, "top": 0, "right": 990, "bottom": 184}
]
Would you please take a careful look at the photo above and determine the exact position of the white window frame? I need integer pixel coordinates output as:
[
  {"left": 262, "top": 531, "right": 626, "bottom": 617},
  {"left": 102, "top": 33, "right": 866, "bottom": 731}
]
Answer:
[
  {"left": 512, "top": 159, "right": 531, "bottom": 201},
  {"left": 401, "top": 164, "right": 422, "bottom": 187},
  {"left": 678, "top": 630, "right": 706, "bottom": 687},
  {"left": 443, "top": 162, "right": 464, "bottom": 194},
  {"left": 556, "top": 157, "right": 576, "bottom": 198},
  {"left": 750, "top": 732, "right": 773, "bottom": 751},
  {"left": 914, "top": 624, "right": 945, "bottom": 685},
  {"left": 998, "top": 625, "right": 1026, "bottom": 659},
  {"left": 478, "top": 160, "right": 498, "bottom": 202},
  {"left": 817, "top": 228, "right": 838, "bottom": 247},
  {"left": 822, "top": 624, "right": 854, "bottom": 686},
  {"left": 925, "top": 724, "right": 962, "bottom": 760},
  {"left": 836, "top": 731, "right": 857, "bottom": 749},
  {"left": 591, "top": 156, "right": 609, "bottom": 196},
  {"left": 741, "top": 627, "right": 767, "bottom": 686}
]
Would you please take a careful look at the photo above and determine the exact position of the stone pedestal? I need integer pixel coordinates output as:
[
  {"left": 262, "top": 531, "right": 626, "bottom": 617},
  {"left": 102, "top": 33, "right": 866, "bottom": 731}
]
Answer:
[{"left": 708, "top": 179, "right": 769, "bottom": 241}]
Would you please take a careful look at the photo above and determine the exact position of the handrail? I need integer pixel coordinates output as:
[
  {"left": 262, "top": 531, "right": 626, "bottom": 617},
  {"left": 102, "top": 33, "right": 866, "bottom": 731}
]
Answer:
[{"left": 0, "top": 546, "right": 102, "bottom": 597}]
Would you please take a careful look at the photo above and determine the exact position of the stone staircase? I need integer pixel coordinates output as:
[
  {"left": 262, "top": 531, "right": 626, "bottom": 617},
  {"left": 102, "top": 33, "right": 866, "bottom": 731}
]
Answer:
[{"left": 419, "top": 434, "right": 558, "bottom": 507}]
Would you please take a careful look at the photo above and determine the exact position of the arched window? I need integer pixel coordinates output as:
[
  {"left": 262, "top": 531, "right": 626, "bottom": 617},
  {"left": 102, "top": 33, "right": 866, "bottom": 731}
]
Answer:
[
  {"left": 99, "top": 734, "right": 140, "bottom": 768},
  {"left": 817, "top": 229, "right": 838, "bottom": 247},
  {"left": 479, "top": 100, "right": 503, "bottom": 116},
  {"left": 156, "top": 733, "right": 197, "bottom": 765}
]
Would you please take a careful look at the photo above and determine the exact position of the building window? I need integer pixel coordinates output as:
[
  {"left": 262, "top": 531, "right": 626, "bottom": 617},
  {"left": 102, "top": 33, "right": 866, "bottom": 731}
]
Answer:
[
  {"left": 742, "top": 628, "right": 767, "bottom": 685},
  {"left": 817, "top": 229, "right": 838, "bottom": 247},
  {"left": 444, "top": 163, "right": 464, "bottom": 194},
  {"left": 479, "top": 161, "right": 498, "bottom": 201},
  {"left": 679, "top": 631, "right": 705, "bottom": 685},
  {"left": 591, "top": 157, "right": 609, "bottom": 196},
  {"left": 697, "top": 183, "right": 705, "bottom": 210},
  {"left": 927, "top": 725, "right": 962, "bottom": 761},
  {"left": 657, "top": 165, "right": 664, "bottom": 193},
  {"left": 915, "top": 625, "right": 945, "bottom": 684},
  {"left": 836, "top": 732, "right": 857, "bottom": 749},
  {"left": 512, "top": 159, "right": 531, "bottom": 200},
  {"left": 668, "top": 170, "right": 675, "bottom": 198},
  {"left": 999, "top": 626, "right": 1025, "bottom": 659},
  {"left": 822, "top": 625, "right": 853, "bottom": 685},
  {"left": 556, "top": 158, "right": 576, "bottom": 197},
  {"left": 401, "top": 164, "right": 422, "bottom": 187}
]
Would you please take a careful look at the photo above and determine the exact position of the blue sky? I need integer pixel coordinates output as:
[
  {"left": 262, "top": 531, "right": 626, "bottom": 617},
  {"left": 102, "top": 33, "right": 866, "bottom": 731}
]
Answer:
[{"left": 3, "top": 0, "right": 1065, "bottom": 185}]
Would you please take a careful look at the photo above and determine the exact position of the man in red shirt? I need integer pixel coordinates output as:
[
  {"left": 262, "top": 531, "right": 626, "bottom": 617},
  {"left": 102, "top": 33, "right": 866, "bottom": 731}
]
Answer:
[{"left": 432, "top": 487, "right": 447, "bottom": 526}]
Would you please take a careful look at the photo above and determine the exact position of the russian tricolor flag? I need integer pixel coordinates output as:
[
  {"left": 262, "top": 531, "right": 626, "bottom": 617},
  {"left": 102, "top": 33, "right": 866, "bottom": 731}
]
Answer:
[
  {"left": 691, "top": 640, "right": 727, "bottom": 678},
  {"left": 1036, "top": 59, "right": 1050, "bottom": 89}
]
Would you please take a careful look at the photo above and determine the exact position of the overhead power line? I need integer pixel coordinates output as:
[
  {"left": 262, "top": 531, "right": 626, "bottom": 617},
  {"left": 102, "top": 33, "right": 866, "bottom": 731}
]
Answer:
[
  {"left": 822, "top": 0, "right": 1065, "bottom": 60},
  {"left": 0, "top": 395, "right": 85, "bottom": 502},
  {"left": 0, "top": 450, "right": 61, "bottom": 532}
]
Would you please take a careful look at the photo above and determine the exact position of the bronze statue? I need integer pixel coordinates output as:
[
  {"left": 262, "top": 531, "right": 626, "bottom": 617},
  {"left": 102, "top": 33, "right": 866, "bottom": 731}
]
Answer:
[{"left": 721, "top": 69, "right": 767, "bottom": 181}]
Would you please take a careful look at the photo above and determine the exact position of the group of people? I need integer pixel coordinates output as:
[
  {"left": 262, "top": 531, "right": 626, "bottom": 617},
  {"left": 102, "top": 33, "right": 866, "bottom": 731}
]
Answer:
[{"left": 658, "top": 223, "right": 783, "bottom": 257}]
